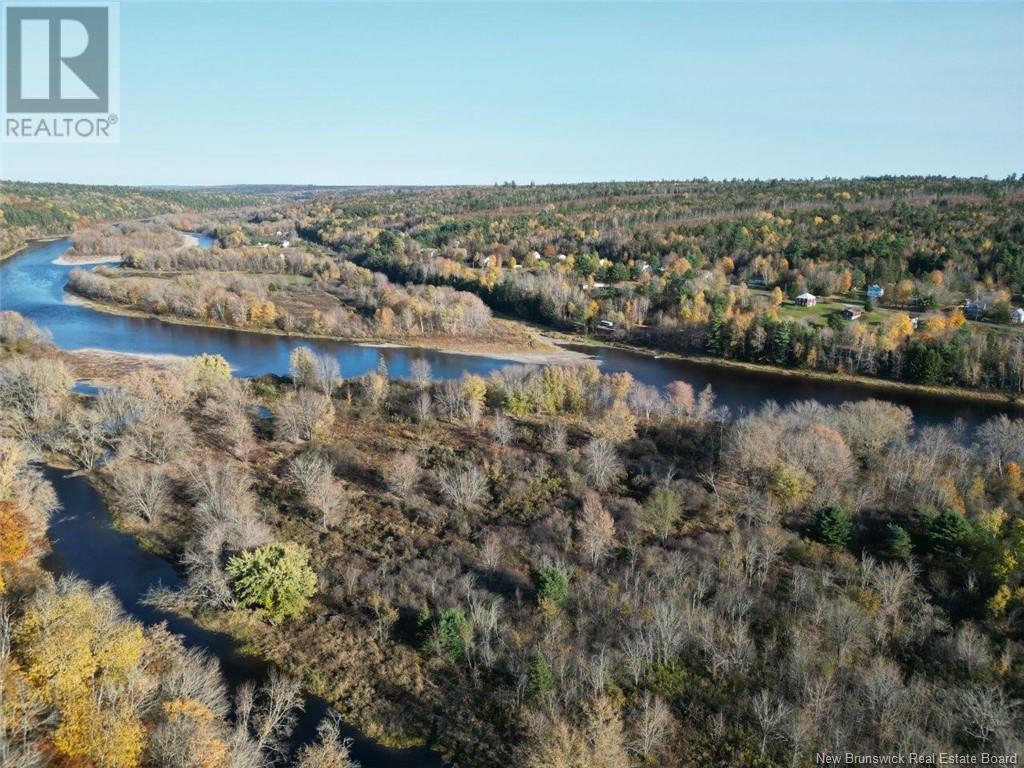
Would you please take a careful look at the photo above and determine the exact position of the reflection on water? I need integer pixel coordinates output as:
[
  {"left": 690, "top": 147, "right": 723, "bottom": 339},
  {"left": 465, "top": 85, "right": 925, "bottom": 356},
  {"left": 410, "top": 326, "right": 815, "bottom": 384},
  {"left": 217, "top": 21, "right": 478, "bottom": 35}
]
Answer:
[{"left": 2, "top": 237, "right": 1019, "bottom": 432}]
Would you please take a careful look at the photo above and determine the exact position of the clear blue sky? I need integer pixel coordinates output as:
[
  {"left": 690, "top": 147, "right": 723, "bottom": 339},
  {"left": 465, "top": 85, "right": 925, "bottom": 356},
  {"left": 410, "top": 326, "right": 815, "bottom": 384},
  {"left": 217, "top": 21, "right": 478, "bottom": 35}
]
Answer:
[{"left": 2, "top": 1, "right": 1022, "bottom": 185}]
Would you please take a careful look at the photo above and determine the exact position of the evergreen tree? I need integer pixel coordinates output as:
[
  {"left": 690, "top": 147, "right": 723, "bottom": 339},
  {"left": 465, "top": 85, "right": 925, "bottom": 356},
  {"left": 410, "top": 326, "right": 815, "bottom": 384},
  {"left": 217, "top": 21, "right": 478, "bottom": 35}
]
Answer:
[
  {"left": 882, "top": 523, "right": 913, "bottom": 559},
  {"left": 815, "top": 506, "right": 853, "bottom": 550}
]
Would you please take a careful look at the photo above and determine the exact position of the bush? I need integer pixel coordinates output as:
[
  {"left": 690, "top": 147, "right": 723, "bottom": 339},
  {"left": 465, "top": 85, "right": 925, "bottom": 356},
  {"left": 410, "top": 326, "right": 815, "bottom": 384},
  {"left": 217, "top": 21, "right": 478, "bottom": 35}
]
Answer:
[
  {"left": 227, "top": 543, "right": 317, "bottom": 624},
  {"left": 815, "top": 506, "right": 853, "bottom": 550}
]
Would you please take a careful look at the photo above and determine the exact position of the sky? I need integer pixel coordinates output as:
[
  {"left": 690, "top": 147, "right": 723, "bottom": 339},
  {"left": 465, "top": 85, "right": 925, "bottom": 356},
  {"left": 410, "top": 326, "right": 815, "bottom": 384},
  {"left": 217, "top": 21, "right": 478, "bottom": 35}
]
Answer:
[{"left": 1, "top": 0, "right": 1022, "bottom": 185}]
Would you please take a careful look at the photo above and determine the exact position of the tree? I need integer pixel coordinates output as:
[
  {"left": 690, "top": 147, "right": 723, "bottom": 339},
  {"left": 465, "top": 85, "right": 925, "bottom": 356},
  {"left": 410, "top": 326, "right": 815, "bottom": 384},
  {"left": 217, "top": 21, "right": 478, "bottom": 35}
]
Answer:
[
  {"left": 186, "top": 354, "right": 231, "bottom": 396},
  {"left": 582, "top": 438, "right": 622, "bottom": 490},
  {"left": 536, "top": 564, "right": 569, "bottom": 607},
  {"left": 815, "top": 505, "right": 853, "bottom": 550},
  {"left": 432, "top": 607, "right": 471, "bottom": 663},
  {"left": 227, "top": 543, "right": 317, "bottom": 624},
  {"left": 527, "top": 652, "right": 555, "bottom": 704},
  {"left": 882, "top": 523, "right": 913, "bottom": 560},
  {"left": 578, "top": 493, "right": 615, "bottom": 565},
  {"left": 642, "top": 487, "right": 684, "bottom": 542},
  {"left": 386, "top": 452, "right": 420, "bottom": 498},
  {"left": 289, "top": 347, "right": 317, "bottom": 390},
  {"left": 928, "top": 509, "right": 973, "bottom": 561}
]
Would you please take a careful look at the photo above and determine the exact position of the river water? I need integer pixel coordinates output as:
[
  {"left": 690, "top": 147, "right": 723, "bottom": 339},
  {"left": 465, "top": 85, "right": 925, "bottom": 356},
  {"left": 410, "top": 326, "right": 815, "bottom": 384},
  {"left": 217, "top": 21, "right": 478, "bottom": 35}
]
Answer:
[
  {"left": 1, "top": 235, "right": 1019, "bottom": 767},
  {"left": 1, "top": 237, "right": 1017, "bottom": 430}
]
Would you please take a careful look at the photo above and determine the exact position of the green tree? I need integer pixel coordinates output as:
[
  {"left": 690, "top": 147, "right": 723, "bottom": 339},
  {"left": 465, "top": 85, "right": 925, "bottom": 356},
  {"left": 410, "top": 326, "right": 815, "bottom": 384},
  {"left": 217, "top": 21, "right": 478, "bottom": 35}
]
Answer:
[
  {"left": 642, "top": 486, "right": 684, "bottom": 541},
  {"left": 882, "top": 523, "right": 913, "bottom": 560},
  {"left": 927, "top": 509, "right": 973, "bottom": 561},
  {"left": 536, "top": 564, "right": 569, "bottom": 607},
  {"left": 435, "top": 607, "right": 471, "bottom": 663},
  {"left": 227, "top": 543, "right": 317, "bottom": 624},
  {"left": 526, "top": 652, "right": 555, "bottom": 704},
  {"left": 815, "top": 506, "right": 853, "bottom": 550}
]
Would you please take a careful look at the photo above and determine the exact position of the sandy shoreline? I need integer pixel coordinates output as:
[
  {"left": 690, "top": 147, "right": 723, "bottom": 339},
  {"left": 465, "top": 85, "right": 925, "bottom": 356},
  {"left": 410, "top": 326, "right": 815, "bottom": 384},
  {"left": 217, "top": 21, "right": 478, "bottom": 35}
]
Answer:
[
  {"left": 63, "top": 292, "right": 590, "bottom": 365},
  {"left": 64, "top": 347, "right": 188, "bottom": 383},
  {"left": 52, "top": 254, "right": 123, "bottom": 266}
]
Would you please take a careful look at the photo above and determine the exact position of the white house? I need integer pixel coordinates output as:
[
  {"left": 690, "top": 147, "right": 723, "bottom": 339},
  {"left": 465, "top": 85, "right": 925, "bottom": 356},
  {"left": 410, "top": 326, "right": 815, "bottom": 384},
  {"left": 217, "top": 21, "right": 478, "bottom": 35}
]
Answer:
[
  {"left": 1012, "top": 308, "right": 1024, "bottom": 324},
  {"left": 795, "top": 292, "right": 817, "bottom": 307},
  {"left": 281, "top": 240, "right": 291, "bottom": 248},
  {"left": 556, "top": 253, "right": 567, "bottom": 261}
]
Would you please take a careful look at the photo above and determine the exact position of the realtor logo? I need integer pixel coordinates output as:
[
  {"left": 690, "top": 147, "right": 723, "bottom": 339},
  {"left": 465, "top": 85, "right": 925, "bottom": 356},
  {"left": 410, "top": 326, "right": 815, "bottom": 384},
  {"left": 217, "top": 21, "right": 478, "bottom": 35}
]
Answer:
[{"left": 2, "top": 2, "right": 119, "bottom": 142}]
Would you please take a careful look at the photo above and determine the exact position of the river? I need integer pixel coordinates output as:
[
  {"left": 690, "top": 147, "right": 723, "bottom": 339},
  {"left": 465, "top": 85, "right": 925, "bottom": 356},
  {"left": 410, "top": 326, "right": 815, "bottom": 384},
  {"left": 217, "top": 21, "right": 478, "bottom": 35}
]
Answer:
[
  {"left": 1, "top": 237, "right": 1018, "bottom": 429},
  {"left": 41, "top": 467, "right": 445, "bottom": 767},
  {"left": 0, "top": 234, "right": 1019, "bottom": 767}
]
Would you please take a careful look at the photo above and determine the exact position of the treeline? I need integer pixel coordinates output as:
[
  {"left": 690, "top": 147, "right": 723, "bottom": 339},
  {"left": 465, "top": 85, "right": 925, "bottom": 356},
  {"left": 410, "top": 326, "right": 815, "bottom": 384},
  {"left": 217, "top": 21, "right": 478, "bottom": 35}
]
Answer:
[
  {"left": 67, "top": 258, "right": 493, "bottom": 340},
  {"left": 0, "top": 180, "right": 269, "bottom": 261},
  {"left": 291, "top": 179, "right": 1024, "bottom": 394}
]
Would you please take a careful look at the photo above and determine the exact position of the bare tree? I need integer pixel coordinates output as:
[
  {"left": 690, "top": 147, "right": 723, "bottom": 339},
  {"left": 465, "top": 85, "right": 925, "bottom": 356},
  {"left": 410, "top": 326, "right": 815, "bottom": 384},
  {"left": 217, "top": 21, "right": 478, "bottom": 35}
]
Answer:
[
  {"left": 491, "top": 412, "right": 514, "bottom": 446},
  {"left": 544, "top": 420, "right": 568, "bottom": 453},
  {"left": 437, "top": 464, "right": 488, "bottom": 511},
  {"left": 628, "top": 692, "right": 672, "bottom": 759},
  {"left": 295, "top": 711, "right": 357, "bottom": 768},
  {"left": 577, "top": 492, "right": 615, "bottom": 566},
  {"left": 414, "top": 390, "right": 433, "bottom": 422},
  {"left": 753, "top": 689, "right": 790, "bottom": 757},
  {"left": 386, "top": 452, "right": 421, "bottom": 499},
  {"left": 111, "top": 461, "right": 171, "bottom": 523},
  {"left": 410, "top": 357, "right": 432, "bottom": 389},
  {"left": 582, "top": 438, "right": 622, "bottom": 490}
]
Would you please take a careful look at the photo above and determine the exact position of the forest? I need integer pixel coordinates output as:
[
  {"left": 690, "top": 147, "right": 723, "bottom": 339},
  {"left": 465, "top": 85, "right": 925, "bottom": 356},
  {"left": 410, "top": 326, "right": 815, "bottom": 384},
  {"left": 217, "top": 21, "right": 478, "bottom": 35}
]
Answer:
[
  {"left": 0, "top": 180, "right": 269, "bottom": 261},
  {"left": 3, "top": 178, "right": 1024, "bottom": 767},
  {"left": 0, "top": 304, "right": 1022, "bottom": 766},
  {"left": 290, "top": 177, "right": 1024, "bottom": 394}
]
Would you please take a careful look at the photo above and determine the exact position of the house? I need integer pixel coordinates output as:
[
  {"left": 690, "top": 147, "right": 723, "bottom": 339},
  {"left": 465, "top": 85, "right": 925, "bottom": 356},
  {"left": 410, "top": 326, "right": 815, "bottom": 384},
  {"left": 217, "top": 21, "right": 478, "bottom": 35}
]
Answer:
[
  {"left": 910, "top": 317, "right": 921, "bottom": 329},
  {"left": 597, "top": 319, "right": 616, "bottom": 330},
  {"left": 965, "top": 299, "right": 988, "bottom": 320},
  {"left": 795, "top": 292, "right": 817, "bottom": 307},
  {"left": 867, "top": 284, "right": 885, "bottom": 300},
  {"left": 746, "top": 275, "right": 767, "bottom": 288},
  {"left": 281, "top": 240, "right": 290, "bottom": 248},
  {"left": 843, "top": 306, "right": 863, "bottom": 320},
  {"left": 1012, "top": 308, "right": 1024, "bottom": 324},
  {"left": 556, "top": 253, "right": 567, "bottom": 261}
]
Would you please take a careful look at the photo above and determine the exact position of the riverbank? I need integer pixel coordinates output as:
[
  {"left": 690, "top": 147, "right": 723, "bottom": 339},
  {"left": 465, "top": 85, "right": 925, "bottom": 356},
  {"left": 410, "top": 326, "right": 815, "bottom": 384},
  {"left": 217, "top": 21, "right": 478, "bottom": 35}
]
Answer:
[
  {"left": 63, "top": 346, "right": 188, "bottom": 382},
  {"left": 63, "top": 290, "right": 589, "bottom": 364},
  {"left": 527, "top": 326, "right": 1024, "bottom": 410},
  {"left": 1, "top": 234, "right": 68, "bottom": 265}
]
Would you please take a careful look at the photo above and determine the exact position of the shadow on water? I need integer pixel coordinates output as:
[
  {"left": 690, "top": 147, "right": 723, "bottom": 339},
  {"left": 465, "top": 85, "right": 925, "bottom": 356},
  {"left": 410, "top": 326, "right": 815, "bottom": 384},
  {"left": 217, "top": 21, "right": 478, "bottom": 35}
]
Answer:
[{"left": 41, "top": 467, "right": 446, "bottom": 768}]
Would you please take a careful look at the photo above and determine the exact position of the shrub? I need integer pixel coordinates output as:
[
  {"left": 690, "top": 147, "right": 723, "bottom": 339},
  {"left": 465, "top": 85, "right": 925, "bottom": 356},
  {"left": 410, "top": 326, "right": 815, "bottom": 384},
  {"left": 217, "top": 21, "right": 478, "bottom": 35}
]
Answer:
[{"left": 227, "top": 543, "right": 317, "bottom": 624}]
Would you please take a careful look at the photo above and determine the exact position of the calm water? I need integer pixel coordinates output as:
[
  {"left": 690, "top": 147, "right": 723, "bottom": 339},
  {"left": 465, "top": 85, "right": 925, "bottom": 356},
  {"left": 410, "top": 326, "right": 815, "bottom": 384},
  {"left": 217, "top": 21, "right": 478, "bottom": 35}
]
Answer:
[
  {"left": 1, "top": 236, "right": 1017, "bottom": 430},
  {"left": 42, "top": 468, "right": 445, "bottom": 767},
  {"left": 3, "top": 234, "right": 1019, "bottom": 767}
]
